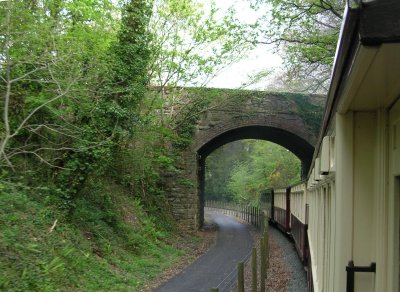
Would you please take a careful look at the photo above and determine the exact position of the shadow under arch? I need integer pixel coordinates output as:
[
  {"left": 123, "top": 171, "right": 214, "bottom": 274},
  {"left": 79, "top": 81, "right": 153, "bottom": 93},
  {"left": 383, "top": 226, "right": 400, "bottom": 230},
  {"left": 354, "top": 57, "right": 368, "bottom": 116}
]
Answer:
[{"left": 196, "top": 125, "right": 314, "bottom": 227}]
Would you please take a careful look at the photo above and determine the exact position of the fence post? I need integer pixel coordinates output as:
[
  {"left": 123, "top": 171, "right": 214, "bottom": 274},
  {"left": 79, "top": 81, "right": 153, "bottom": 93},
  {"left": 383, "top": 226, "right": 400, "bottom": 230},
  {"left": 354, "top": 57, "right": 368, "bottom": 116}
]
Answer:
[
  {"left": 257, "top": 207, "right": 260, "bottom": 228},
  {"left": 260, "top": 235, "right": 266, "bottom": 291},
  {"left": 260, "top": 211, "right": 264, "bottom": 232},
  {"left": 253, "top": 207, "right": 256, "bottom": 226},
  {"left": 249, "top": 206, "right": 251, "bottom": 223},
  {"left": 255, "top": 207, "right": 258, "bottom": 227},
  {"left": 252, "top": 247, "right": 257, "bottom": 292},
  {"left": 264, "top": 212, "right": 269, "bottom": 234},
  {"left": 238, "top": 261, "right": 245, "bottom": 292},
  {"left": 264, "top": 229, "right": 269, "bottom": 269}
]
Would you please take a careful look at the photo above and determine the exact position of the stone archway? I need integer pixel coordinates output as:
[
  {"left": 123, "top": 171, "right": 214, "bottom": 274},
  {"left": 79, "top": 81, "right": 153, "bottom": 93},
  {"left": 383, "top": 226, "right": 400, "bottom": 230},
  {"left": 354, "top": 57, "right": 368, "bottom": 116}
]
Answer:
[
  {"left": 164, "top": 89, "right": 325, "bottom": 230},
  {"left": 196, "top": 125, "right": 315, "bottom": 227}
]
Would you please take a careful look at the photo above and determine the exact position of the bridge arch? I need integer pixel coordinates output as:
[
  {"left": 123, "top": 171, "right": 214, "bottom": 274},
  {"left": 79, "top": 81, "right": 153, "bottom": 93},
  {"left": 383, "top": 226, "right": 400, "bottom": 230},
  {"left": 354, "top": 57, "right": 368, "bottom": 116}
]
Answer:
[
  {"left": 164, "top": 90, "right": 325, "bottom": 230},
  {"left": 196, "top": 125, "right": 314, "bottom": 171},
  {"left": 196, "top": 125, "right": 314, "bottom": 227}
]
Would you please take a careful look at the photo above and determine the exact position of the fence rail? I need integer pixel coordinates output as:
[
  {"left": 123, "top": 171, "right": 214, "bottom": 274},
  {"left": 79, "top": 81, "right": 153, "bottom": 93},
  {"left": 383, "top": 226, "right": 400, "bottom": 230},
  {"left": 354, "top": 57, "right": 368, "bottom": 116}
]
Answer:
[{"left": 205, "top": 200, "right": 268, "bottom": 231}]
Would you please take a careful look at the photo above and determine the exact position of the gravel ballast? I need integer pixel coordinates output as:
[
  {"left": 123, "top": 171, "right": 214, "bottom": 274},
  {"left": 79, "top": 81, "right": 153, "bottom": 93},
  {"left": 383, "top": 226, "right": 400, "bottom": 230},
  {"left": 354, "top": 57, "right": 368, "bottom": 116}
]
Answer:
[
  {"left": 236, "top": 223, "right": 307, "bottom": 292},
  {"left": 268, "top": 227, "right": 307, "bottom": 291}
]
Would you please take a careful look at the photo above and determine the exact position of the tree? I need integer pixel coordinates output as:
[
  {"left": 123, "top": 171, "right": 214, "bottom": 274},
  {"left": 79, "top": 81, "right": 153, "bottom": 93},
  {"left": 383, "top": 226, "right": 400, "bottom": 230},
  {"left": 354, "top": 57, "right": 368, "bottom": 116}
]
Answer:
[
  {"left": 205, "top": 140, "right": 251, "bottom": 201},
  {"left": 226, "top": 140, "right": 300, "bottom": 205},
  {"left": 0, "top": 0, "right": 118, "bottom": 170},
  {"left": 248, "top": 0, "right": 345, "bottom": 92},
  {"left": 148, "top": 0, "right": 252, "bottom": 90},
  {"left": 110, "top": 0, "right": 152, "bottom": 115}
]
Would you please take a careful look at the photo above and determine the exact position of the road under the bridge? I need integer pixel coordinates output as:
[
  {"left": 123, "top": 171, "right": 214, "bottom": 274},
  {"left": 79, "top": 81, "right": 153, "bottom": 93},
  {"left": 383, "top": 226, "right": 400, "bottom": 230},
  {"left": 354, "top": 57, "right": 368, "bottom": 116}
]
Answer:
[{"left": 155, "top": 211, "right": 253, "bottom": 291}]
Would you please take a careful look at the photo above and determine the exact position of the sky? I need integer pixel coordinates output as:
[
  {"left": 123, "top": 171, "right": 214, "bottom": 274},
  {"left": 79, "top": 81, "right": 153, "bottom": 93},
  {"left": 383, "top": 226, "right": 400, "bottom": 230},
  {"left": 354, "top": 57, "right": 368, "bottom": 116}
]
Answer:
[
  {"left": 208, "top": 45, "right": 282, "bottom": 89},
  {"left": 207, "top": 0, "right": 283, "bottom": 89}
]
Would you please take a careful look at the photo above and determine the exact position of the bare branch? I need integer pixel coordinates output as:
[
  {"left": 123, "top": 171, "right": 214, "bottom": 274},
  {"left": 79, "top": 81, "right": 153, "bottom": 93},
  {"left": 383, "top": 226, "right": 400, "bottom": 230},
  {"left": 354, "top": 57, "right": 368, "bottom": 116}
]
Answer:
[
  {"left": 16, "top": 151, "right": 69, "bottom": 169},
  {"left": 1, "top": 0, "right": 13, "bottom": 167},
  {"left": 10, "top": 65, "right": 48, "bottom": 83},
  {"left": 9, "top": 77, "right": 77, "bottom": 140}
]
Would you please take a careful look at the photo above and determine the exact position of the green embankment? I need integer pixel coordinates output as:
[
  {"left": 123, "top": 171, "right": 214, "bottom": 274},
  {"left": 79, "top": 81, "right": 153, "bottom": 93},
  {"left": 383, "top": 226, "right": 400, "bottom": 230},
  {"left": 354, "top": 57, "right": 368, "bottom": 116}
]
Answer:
[{"left": 0, "top": 178, "right": 185, "bottom": 291}]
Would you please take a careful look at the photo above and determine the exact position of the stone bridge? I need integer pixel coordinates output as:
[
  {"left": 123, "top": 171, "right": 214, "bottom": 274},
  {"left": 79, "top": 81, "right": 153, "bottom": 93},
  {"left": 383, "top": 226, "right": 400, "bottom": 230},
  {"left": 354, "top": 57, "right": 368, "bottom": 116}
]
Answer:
[{"left": 164, "top": 89, "right": 325, "bottom": 229}]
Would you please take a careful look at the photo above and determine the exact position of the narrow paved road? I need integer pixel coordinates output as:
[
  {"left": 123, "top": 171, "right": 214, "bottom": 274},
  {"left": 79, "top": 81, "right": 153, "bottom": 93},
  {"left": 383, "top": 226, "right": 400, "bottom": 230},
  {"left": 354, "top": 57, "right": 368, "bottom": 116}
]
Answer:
[{"left": 156, "top": 211, "right": 253, "bottom": 292}]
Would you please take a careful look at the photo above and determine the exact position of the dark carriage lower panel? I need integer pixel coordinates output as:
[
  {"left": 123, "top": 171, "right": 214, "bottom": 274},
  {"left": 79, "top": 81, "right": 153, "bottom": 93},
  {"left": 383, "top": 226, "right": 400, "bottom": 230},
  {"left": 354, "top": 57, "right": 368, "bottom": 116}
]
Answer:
[
  {"left": 273, "top": 206, "right": 289, "bottom": 232},
  {"left": 291, "top": 214, "right": 308, "bottom": 262}
]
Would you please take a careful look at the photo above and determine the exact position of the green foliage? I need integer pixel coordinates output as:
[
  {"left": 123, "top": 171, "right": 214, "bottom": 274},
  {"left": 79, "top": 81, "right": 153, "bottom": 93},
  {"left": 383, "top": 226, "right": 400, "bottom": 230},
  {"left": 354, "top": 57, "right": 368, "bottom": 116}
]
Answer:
[
  {"left": 292, "top": 94, "right": 324, "bottom": 135},
  {"left": 279, "top": 92, "right": 324, "bottom": 135},
  {"left": 248, "top": 0, "right": 345, "bottom": 92},
  {"left": 0, "top": 180, "right": 182, "bottom": 291},
  {"left": 205, "top": 141, "right": 251, "bottom": 201},
  {"left": 174, "top": 95, "right": 212, "bottom": 149},
  {"left": 148, "top": 0, "right": 253, "bottom": 88},
  {"left": 109, "top": 0, "right": 153, "bottom": 111},
  {"left": 0, "top": 1, "right": 189, "bottom": 290},
  {"left": 0, "top": 0, "right": 160, "bottom": 206},
  {"left": 206, "top": 140, "right": 301, "bottom": 205},
  {"left": 0, "top": 0, "right": 118, "bottom": 168}
]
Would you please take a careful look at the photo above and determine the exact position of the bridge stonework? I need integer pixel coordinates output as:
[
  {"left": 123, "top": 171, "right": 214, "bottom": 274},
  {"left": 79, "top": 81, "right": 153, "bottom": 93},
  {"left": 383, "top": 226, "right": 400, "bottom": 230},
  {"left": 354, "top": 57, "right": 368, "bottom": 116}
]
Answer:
[{"left": 164, "top": 89, "right": 325, "bottom": 230}]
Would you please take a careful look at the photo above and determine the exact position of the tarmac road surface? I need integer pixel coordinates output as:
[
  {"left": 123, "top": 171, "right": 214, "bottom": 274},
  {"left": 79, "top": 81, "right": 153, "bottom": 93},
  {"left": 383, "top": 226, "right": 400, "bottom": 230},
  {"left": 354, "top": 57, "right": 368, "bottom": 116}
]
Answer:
[{"left": 155, "top": 211, "right": 253, "bottom": 292}]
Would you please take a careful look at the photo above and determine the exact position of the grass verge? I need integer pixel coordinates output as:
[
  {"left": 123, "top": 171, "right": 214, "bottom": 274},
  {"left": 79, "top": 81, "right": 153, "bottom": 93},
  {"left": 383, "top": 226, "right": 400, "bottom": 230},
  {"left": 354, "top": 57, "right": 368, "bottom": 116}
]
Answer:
[{"left": 0, "top": 178, "right": 191, "bottom": 291}]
